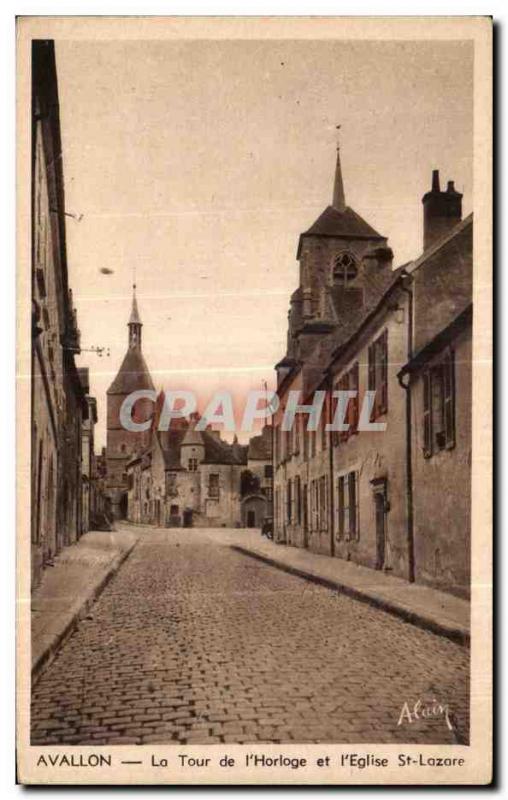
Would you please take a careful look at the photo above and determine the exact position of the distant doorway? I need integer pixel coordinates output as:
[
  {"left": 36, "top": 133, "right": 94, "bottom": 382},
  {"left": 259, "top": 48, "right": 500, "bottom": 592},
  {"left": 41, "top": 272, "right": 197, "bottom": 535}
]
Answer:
[
  {"left": 119, "top": 492, "right": 128, "bottom": 519},
  {"left": 303, "top": 483, "right": 308, "bottom": 548},
  {"left": 247, "top": 510, "right": 256, "bottom": 528},
  {"left": 183, "top": 509, "right": 194, "bottom": 528},
  {"left": 371, "top": 478, "right": 388, "bottom": 570}
]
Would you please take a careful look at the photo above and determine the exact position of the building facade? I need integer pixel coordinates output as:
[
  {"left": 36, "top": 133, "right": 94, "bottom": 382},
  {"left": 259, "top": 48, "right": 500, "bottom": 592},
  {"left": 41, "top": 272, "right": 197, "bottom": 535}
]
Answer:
[
  {"left": 273, "top": 152, "right": 473, "bottom": 597},
  {"left": 241, "top": 425, "right": 273, "bottom": 527},
  {"left": 399, "top": 203, "right": 473, "bottom": 598},
  {"left": 125, "top": 419, "right": 260, "bottom": 529},
  {"left": 31, "top": 40, "right": 90, "bottom": 587},
  {"left": 106, "top": 287, "right": 155, "bottom": 518}
]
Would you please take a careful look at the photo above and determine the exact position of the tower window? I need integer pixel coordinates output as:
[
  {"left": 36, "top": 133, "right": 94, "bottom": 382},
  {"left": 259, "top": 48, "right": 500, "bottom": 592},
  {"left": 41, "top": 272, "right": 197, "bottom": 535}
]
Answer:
[{"left": 333, "top": 252, "right": 358, "bottom": 286}]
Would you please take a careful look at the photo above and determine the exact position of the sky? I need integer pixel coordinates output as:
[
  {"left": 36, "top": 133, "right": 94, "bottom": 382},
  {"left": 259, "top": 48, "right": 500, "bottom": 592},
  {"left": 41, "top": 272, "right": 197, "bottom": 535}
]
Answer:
[{"left": 54, "top": 38, "right": 473, "bottom": 447}]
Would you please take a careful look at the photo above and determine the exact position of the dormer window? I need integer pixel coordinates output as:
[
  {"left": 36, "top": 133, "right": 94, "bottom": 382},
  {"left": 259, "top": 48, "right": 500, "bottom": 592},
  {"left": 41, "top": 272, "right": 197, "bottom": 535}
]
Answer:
[{"left": 333, "top": 252, "right": 358, "bottom": 286}]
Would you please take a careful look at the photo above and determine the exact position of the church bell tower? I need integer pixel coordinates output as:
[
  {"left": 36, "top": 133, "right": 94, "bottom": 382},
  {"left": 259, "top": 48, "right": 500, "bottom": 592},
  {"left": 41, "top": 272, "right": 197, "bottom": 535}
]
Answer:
[{"left": 105, "top": 285, "right": 155, "bottom": 518}]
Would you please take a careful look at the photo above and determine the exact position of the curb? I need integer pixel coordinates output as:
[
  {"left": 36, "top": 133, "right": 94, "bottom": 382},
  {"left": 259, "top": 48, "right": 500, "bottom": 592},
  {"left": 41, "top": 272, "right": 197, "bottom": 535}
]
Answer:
[
  {"left": 31, "top": 538, "right": 139, "bottom": 685},
  {"left": 231, "top": 545, "right": 470, "bottom": 648}
]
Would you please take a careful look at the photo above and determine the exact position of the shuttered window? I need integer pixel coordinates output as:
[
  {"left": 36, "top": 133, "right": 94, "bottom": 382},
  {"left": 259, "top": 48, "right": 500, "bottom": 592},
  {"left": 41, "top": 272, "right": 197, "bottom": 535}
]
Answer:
[
  {"left": 336, "top": 476, "right": 344, "bottom": 538},
  {"left": 423, "top": 348, "right": 455, "bottom": 457},
  {"left": 423, "top": 371, "right": 432, "bottom": 457},
  {"left": 443, "top": 349, "right": 455, "bottom": 449},
  {"left": 336, "top": 471, "right": 360, "bottom": 541},
  {"left": 338, "top": 373, "right": 350, "bottom": 443},
  {"left": 335, "top": 362, "right": 359, "bottom": 442},
  {"left": 321, "top": 394, "right": 328, "bottom": 450},
  {"left": 368, "top": 330, "right": 388, "bottom": 419},
  {"left": 349, "top": 362, "right": 360, "bottom": 433}
]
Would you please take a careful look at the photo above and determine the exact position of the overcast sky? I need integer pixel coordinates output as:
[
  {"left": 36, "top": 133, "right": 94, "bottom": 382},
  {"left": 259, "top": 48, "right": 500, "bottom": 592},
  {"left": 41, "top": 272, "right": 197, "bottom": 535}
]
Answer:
[{"left": 55, "top": 38, "right": 473, "bottom": 447}]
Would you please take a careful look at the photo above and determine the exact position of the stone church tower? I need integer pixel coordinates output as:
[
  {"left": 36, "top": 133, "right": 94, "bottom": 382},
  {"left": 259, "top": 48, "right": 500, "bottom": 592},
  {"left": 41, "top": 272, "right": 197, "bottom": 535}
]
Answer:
[
  {"left": 106, "top": 286, "right": 155, "bottom": 518},
  {"left": 277, "top": 146, "right": 391, "bottom": 384}
]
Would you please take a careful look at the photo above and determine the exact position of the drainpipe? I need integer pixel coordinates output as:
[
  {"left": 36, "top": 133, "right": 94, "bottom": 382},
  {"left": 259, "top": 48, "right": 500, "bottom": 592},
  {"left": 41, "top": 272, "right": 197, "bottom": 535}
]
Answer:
[
  {"left": 327, "top": 372, "right": 335, "bottom": 557},
  {"left": 398, "top": 274, "right": 415, "bottom": 583}
]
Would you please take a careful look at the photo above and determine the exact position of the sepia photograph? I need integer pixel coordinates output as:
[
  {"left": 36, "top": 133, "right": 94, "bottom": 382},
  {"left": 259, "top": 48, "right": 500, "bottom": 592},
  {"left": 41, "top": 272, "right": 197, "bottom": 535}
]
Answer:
[{"left": 16, "top": 16, "right": 492, "bottom": 785}]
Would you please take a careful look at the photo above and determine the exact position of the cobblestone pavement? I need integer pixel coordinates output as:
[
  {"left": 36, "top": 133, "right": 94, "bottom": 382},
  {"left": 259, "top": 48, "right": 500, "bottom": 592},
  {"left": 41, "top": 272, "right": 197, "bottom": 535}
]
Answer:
[{"left": 31, "top": 528, "right": 469, "bottom": 746}]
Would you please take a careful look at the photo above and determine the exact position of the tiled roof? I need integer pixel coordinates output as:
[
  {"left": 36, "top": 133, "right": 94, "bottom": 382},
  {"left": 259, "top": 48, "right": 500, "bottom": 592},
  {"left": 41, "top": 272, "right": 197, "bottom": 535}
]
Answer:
[
  {"left": 107, "top": 348, "right": 155, "bottom": 395},
  {"left": 297, "top": 205, "right": 385, "bottom": 258},
  {"left": 248, "top": 433, "right": 271, "bottom": 461},
  {"left": 202, "top": 431, "right": 247, "bottom": 465},
  {"left": 157, "top": 426, "right": 248, "bottom": 469}
]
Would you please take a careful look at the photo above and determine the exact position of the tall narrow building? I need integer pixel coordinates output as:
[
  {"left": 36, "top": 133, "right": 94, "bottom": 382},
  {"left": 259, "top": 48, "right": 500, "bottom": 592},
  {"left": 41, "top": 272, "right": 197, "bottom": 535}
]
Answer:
[
  {"left": 277, "top": 146, "right": 389, "bottom": 386},
  {"left": 106, "top": 286, "right": 155, "bottom": 518}
]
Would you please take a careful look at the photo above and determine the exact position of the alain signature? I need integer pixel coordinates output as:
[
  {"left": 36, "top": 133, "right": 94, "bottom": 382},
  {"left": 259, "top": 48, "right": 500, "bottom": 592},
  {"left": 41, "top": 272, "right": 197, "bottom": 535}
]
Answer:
[{"left": 397, "top": 698, "right": 453, "bottom": 731}]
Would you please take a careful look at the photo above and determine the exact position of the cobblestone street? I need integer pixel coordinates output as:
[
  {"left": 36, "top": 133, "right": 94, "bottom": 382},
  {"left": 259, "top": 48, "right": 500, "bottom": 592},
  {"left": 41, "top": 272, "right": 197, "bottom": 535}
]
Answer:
[{"left": 31, "top": 528, "right": 469, "bottom": 746}]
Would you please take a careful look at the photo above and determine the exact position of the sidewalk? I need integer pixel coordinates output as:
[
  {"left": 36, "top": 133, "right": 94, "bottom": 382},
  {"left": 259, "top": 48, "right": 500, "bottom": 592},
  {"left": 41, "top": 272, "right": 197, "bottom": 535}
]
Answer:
[
  {"left": 31, "top": 528, "right": 140, "bottom": 682},
  {"left": 204, "top": 528, "right": 470, "bottom": 646}
]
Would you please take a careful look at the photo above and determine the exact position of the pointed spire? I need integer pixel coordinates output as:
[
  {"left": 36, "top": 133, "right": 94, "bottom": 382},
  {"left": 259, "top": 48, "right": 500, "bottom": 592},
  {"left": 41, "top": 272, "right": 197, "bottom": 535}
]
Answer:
[
  {"left": 129, "top": 283, "right": 142, "bottom": 325},
  {"left": 332, "top": 144, "right": 346, "bottom": 213},
  {"left": 128, "top": 283, "right": 142, "bottom": 349}
]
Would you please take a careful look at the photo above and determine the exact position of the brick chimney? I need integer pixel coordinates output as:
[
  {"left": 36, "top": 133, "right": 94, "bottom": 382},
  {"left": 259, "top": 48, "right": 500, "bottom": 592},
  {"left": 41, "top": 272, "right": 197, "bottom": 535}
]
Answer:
[{"left": 422, "top": 170, "right": 462, "bottom": 250}]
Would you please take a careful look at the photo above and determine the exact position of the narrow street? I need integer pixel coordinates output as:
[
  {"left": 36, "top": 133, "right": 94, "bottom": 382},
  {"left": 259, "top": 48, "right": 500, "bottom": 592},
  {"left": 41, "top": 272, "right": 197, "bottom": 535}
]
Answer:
[{"left": 31, "top": 527, "right": 469, "bottom": 746}]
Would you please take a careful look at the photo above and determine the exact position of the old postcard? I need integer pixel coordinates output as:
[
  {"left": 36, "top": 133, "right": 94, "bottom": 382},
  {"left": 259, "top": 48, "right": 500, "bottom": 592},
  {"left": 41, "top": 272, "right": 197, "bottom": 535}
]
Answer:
[{"left": 16, "top": 16, "right": 493, "bottom": 785}]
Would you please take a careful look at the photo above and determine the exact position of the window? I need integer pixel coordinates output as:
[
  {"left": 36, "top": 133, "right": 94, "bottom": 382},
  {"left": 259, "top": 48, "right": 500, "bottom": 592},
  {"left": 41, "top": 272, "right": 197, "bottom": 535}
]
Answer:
[
  {"left": 286, "top": 479, "right": 292, "bottom": 523},
  {"left": 347, "top": 363, "right": 360, "bottom": 435},
  {"left": 188, "top": 457, "right": 198, "bottom": 472},
  {"left": 423, "top": 350, "right": 455, "bottom": 457},
  {"left": 303, "top": 421, "right": 309, "bottom": 460},
  {"left": 294, "top": 413, "right": 300, "bottom": 455},
  {"left": 318, "top": 475, "right": 328, "bottom": 530},
  {"left": 208, "top": 473, "right": 220, "bottom": 498},
  {"left": 285, "top": 429, "right": 292, "bottom": 461},
  {"left": 166, "top": 472, "right": 177, "bottom": 496},
  {"left": 295, "top": 476, "right": 302, "bottom": 524},
  {"left": 336, "top": 471, "right": 360, "bottom": 541},
  {"left": 368, "top": 331, "right": 388, "bottom": 419},
  {"left": 335, "top": 362, "right": 360, "bottom": 443},
  {"left": 320, "top": 395, "right": 328, "bottom": 450},
  {"left": 264, "top": 464, "right": 273, "bottom": 479},
  {"left": 311, "top": 429, "right": 317, "bottom": 458},
  {"left": 333, "top": 252, "right": 358, "bottom": 286},
  {"left": 170, "top": 504, "right": 179, "bottom": 516}
]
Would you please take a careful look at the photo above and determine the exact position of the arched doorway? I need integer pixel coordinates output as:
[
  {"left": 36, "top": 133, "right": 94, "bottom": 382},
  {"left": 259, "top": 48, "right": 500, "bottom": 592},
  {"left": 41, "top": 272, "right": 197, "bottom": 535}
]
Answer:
[
  {"left": 241, "top": 494, "right": 267, "bottom": 529},
  {"left": 119, "top": 492, "right": 128, "bottom": 519}
]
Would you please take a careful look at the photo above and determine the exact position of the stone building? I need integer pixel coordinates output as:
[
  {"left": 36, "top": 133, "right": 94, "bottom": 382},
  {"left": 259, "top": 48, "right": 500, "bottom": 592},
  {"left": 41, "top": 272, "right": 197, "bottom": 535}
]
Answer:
[
  {"left": 241, "top": 425, "right": 273, "bottom": 527},
  {"left": 78, "top": 368, "right": 98, "bottom": 535},
  {"left": 399, "top": 198, "right": 473, "bottom": 598},
  {"left": 273, "top": 150, "right": 473, "bottom": 597},
  {"left": 126, "top": 414, "right": 251, "bottom": 528},
  {"left": 106, "top": 286, "right": 155, "bottom": 518},
  {"left": 31, "top": 40, "right": 89, "bottom": 587}
]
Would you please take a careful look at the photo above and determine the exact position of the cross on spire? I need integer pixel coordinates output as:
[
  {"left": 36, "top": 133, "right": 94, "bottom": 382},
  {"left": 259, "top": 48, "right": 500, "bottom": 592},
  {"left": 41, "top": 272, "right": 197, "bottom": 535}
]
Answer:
[
  {"left": 332, "top": 125, "right": 346, "bottom": 213},
  {"left": 128, "top": 282, "right": 142, "bottom": 348}
]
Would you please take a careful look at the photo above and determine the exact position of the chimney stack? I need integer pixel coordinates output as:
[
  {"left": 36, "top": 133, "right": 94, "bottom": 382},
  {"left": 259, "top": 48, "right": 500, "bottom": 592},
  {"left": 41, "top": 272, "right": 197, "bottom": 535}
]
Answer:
[{"left": 422, "top": 169, "right": 462, "bottom": 250}]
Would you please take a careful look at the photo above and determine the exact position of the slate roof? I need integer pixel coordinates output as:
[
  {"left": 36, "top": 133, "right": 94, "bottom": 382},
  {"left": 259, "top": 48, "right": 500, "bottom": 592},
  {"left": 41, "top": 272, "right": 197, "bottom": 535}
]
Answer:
[
  {"left": 248, "top": 432, "right": 271, "bottom": 461},
  {"left": 297, "top": 205, "right": 385, "bottom": 258},
  {"left": 202, "top": 431, "right": 247, "bottom": 465},
  {"left": 129, "top": 295, "right": 142, "bottom": 325},
  {"left": 156, "top": 426, "right": 248, "bottom": 469},
  {"left": 107, "top": 348, "right": 155, "bottom": 395}
]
